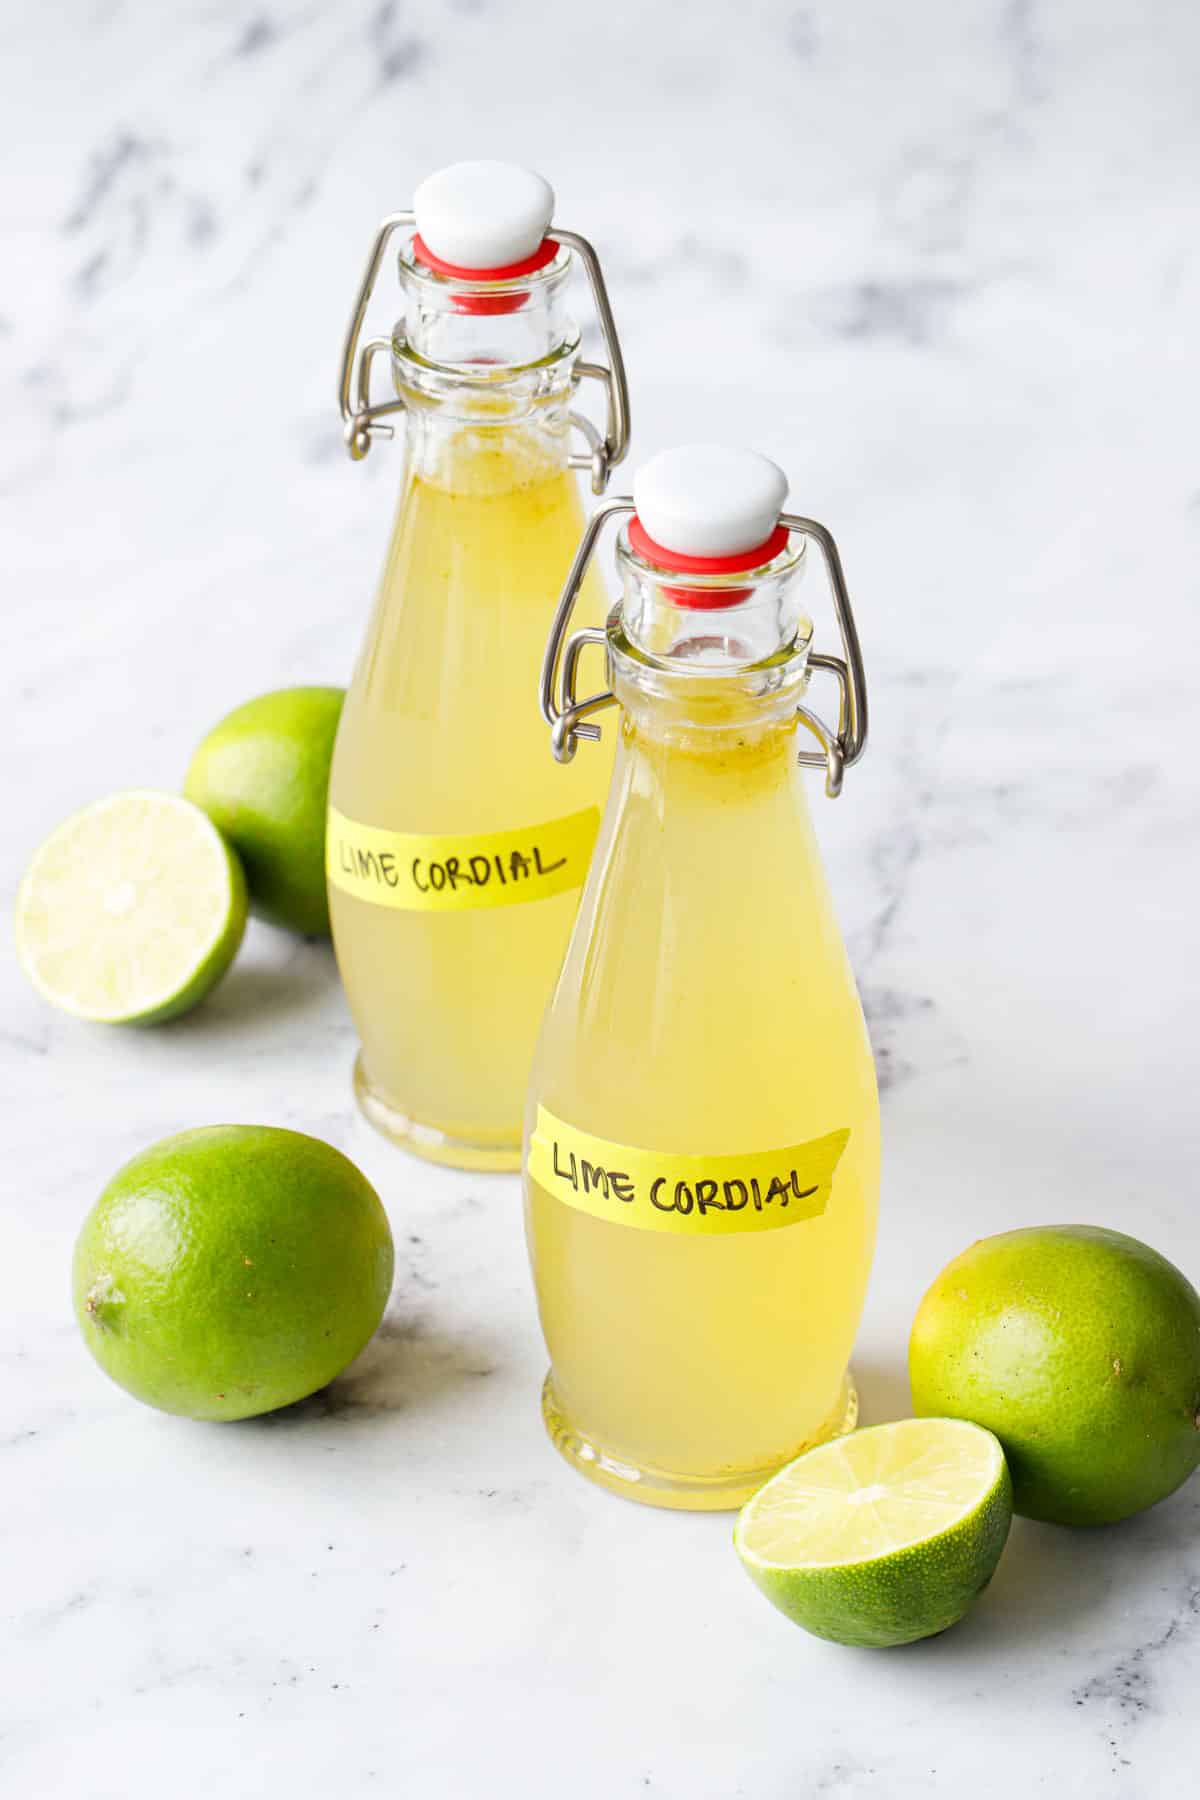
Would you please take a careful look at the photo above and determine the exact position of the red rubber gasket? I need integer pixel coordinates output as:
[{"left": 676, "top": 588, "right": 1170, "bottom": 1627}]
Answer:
[
  {"left": 627, "top": 517, "right": 790, "bottom": 575},
  {"left": 411, "top": 234, "right": 560, "bottom": 281},
  {"left": 411, "top": 234, "right": 560, "bottom": 314},
  {"left": 627, "top": 517, "right": 790, "bottom": 608}
]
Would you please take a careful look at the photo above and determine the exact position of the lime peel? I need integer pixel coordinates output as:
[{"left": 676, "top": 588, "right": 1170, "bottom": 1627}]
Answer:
[
  {"left": 735, "top": 1417, "right": 1013, "bottom": 1647},
  {"left": 72, "top": 1125, "right": 394, "bottom": 1422},
  {"left": 909, "top": 1225, "right": 1200, "bottom": 1526},
  {"left": 184, "top": 686, "right": 344, "bottom": 938}
]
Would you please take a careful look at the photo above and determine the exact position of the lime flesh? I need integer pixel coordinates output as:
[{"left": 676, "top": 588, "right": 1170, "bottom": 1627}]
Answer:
[
  {"left": 15, "top": 790, "right": 247, "bottom": 1024},
  {"left": 735, "top": 1417, "right": 1013, "bottom": 1647},
  {"left": 909, "top": 1225, "right": 1200, "bottom": 1525},
  {"left": 73, "top": 1125, "right": 395, "bottom": 1421}
]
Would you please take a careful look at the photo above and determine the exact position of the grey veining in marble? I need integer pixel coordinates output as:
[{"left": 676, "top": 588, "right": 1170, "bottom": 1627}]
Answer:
[{"left": 3, "top": 2, "right": 1199, "bottom": 1794}]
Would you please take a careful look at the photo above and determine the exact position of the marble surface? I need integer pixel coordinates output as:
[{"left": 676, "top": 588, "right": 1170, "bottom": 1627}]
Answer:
[{"left": 4, "top": 2, "right": 1199, "bottom": 1793}]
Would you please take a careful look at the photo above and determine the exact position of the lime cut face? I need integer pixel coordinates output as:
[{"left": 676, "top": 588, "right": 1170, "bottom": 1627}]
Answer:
[
  {"left": 734, "top": 1417, "right": 1013, "bottom": 1647},
  {"left": 15, "top": 790, "right": 247, "bottom": 1024}
]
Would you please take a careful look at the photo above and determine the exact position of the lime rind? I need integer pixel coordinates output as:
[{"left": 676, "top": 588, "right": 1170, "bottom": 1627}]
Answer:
[
  {"left": 183, "top": 686, "right": 344, "bottom": 938},
  {"left": 72, "top": 1124, "right": 395, "bottom": 1421},
  {"left": 909, "top": 1225, "right": 1200, "bottom": 1526},
  {"left": 735, "top": 1418, "right": 1013, "bottom": 1648},
  {"left": 15, "top": 790, "right": 247, "bottom": 1025}
]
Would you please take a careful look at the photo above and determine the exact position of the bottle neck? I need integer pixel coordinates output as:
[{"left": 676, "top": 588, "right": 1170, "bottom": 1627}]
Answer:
[
  {"left": 393, "top": 245, "right": 578, "bottom": 401},
  {"left": 614, "top": 528, "right": 808, "bottom": 667},
  {"left": 399, "top": 239, "right": 576, "bottom": 356},
  {"left": 611, "top": 648, "right": 810, "bottom": 751},
  {"left": 398, "top": 392, "right": 574, "bottom": 490},
  {"left": 604, "top": 529, "right": 814, "bottom": 750},
  {"left": 389, "top": 245, "right": 580, "bottom": 488},
  {"left": 608, "top": 677, "right": 807, "bottom": 857}
]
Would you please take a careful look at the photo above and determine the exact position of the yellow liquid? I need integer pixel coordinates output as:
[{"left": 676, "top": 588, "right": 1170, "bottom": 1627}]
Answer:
[
  {"left": 329, "top": 434, "right": 611, "bottom": 1167},
  {"left": 524, "top": 705, "right": 880, "bottom": 1508}
]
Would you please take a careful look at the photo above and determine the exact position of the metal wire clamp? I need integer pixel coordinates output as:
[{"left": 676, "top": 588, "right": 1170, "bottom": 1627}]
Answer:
[
  {"left": 540, "top": 505, "right": 869, "bottom": 798},
  {"left": 783, "top": 513, "right": 869, "bottom": 798},
  {"left": 337, "top": 216, "right": 630, "bottom": 490}
]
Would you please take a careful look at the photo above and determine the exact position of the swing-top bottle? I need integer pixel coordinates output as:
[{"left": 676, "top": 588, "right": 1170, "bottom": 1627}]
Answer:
[
  {"left": 525, "top": 445, "right": 880, "bottom": 1509},
  {"left": 327, "top": 162, "right": 628, "bottom": 1169}
]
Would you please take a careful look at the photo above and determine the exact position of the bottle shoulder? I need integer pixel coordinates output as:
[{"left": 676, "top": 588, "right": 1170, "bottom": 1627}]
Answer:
[{"left": 532, "top": 736, "right": 877, "bottom": 1146}]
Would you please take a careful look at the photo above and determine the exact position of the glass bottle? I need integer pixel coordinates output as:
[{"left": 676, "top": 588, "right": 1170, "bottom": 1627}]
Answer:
[
  {"left": 327, "top": 163, "right": 629, "bottom": 1170},
  {"left": 524, "top": 445, "right": 879, "bottom": 1510}
]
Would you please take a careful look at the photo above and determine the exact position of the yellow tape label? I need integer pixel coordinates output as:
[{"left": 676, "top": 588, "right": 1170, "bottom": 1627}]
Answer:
[
  {"left": 527, "top": 1106, "right": 850, "bottom": 1236},
  {"left": 326, "top": 806, "right": 601, "bottom": 913}
]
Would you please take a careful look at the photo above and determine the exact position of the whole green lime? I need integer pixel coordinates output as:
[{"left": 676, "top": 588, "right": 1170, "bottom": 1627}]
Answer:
[
  {"left": 184, "top": 687, "right": 344, "bottom": 937},
  {"left": 909, "top": 1225, "right": 1200, "bottom": 1526},
  {"left": 73, "top": 1125, "right": 394, "bottom": 1421}
]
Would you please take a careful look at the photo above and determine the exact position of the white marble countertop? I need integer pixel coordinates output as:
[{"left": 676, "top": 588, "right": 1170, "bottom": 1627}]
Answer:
[{"left": 4, "top": 2, "right": 1199, "bottom": 1793}]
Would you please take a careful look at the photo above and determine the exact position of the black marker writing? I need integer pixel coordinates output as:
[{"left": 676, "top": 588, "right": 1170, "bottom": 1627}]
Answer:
[
  {"left": 404, "top": 841, "right": 570, "bottom": 895},
  {"left": 551, "top": 1140, "right": 635, "bottom": 1204},
  {"left": 648, "top": 1170, "right": 818, "bottom": 1214}
]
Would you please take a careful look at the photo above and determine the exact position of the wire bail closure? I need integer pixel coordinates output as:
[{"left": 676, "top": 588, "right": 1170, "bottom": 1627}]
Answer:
[
  {"left": 540, "top": 506, "right": 869, "bottom": 799},
  {"left": 337, "top": 214, "right": 630, "bottom": 493}
]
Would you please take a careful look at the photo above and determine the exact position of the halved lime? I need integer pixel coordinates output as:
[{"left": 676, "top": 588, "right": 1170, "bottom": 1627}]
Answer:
[
  {"left": 15, "top": 790, "right": 247, "bottom": 1024},
  {"left": 734, "top": 1417, "right": 1013, "bottom": 1647}
]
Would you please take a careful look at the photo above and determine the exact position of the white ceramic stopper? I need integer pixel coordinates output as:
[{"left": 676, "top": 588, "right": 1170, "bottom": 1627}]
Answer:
[
  {"left": 413, "top": 161, "right": 555, "bottom": 270},
  {"left": 633, "top": 446, "right": 789, "bottom": 557}
]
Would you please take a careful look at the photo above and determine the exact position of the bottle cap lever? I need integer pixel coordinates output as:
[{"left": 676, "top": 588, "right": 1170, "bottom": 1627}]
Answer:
[
  {"left": 541, "top": 505, "right": 869, "bottom": 797},
  {"left": 337, "top": 203, "right": 629, "bottom": 486}
]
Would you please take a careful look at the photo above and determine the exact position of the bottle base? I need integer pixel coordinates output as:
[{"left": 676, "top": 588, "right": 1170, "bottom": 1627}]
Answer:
[
  {"left": 540, "top": 1371, "right": 859, "bottom": 1512},
  {"left": 352, "top": 1052, "right": 522, "bottom": 1173}
]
